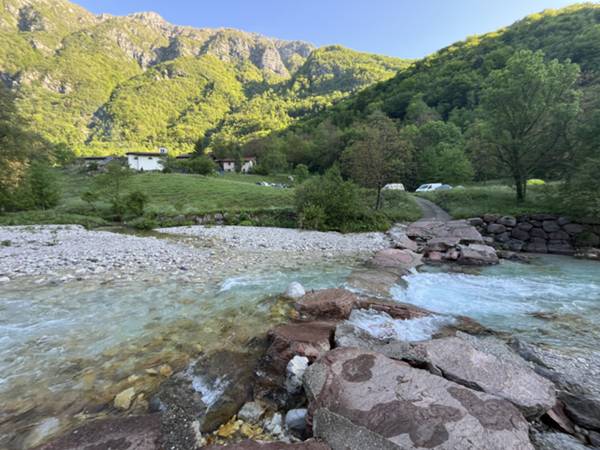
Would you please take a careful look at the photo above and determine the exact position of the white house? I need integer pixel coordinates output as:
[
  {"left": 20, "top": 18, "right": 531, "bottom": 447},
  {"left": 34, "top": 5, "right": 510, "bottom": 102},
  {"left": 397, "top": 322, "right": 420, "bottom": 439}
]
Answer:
[
  {"left": 213, "top": 156, "right": 256, "bottom": 173},
  {"left": 126, "top": 149, "right": 167, "bottom": 171}
]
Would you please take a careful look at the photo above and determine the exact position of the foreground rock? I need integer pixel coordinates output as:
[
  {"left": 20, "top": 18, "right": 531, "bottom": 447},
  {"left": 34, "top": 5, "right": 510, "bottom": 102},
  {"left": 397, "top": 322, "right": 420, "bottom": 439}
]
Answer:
[
  {"left": 203, "top": 440, "right": 330, "bottom": 449},
  {"left": 304, "top": 348, "right": 534, "bottom": 449},
  {"left": 254, "top": 321, "right": 336, "bottom": 407},
  {"left": 530, "top": 430, "right": 591, "bottom": 450},
  {"left": 152, "top": 349, "right": 258, "bottom": 449},
  {"left": 36, "top": 415, "right": 160, "bottom": 450},
  {"left": 395, "top": 337, "right": 555, "bottom": 418},
  {"left": 512, "top": 339, "right": 600, "bottom": 431}
]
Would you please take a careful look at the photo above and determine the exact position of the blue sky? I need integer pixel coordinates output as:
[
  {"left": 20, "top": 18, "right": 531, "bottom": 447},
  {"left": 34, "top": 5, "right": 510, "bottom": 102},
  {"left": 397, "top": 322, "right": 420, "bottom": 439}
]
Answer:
[{"left": 75, "top": 0, "right": 588, "bottom": 58}]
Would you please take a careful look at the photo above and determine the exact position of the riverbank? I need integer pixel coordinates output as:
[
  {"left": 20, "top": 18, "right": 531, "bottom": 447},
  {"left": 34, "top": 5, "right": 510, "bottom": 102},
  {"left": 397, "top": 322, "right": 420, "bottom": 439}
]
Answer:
[{"left": 0, "top": 225, "right": 389, "bottom": 285}]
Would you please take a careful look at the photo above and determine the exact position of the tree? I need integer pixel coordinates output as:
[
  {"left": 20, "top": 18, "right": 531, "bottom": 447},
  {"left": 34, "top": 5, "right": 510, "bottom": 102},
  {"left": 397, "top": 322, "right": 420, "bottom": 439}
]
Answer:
[
  {"left": 479, "top": 50, "right": 581, "bottom": 201},
  {"left": 95, "top": 161, "right": 132, "bottom": 220},
  {"left": 27, "top": 161, "right": 61, "bottom": 210},
  {"left": 293, "top": 164, "right": 310, "bottom": 184},
  {"left": 342, "top": 111, "right": 411, "bottom": 209}
]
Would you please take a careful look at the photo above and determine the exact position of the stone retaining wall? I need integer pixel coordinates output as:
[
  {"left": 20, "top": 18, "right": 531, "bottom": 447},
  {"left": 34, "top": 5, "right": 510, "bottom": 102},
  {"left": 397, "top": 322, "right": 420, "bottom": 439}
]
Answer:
[{"left": 469, "top": 214, "right": 600, "bottom": 255}]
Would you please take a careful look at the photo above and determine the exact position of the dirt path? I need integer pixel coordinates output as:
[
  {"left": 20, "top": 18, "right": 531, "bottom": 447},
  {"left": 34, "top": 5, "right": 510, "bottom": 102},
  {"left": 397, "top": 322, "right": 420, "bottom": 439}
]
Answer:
[{"left": 413, "top": 196, "right": 452, "bottom": 222}]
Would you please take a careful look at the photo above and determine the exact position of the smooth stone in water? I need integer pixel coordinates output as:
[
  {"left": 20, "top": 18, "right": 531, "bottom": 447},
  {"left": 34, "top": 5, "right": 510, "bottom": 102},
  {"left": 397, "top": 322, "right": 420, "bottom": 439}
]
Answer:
[
  {"left": 285, "top": 408, "right": 307, "bottom": 435},
  {"left": 237, "top": 401, "right": 267, "bottom": 423},
  {"left": 23, "top": 417, "right": 61, "bottom": 448},
  {"left": 114, "top": 387, "right": 136, "bottom": 410},
  {"left": 285, "top": 282, "right": 306, "bottom": 299},
  {"left": 286, "top": 355, "right": 309, "bottom": 395}
]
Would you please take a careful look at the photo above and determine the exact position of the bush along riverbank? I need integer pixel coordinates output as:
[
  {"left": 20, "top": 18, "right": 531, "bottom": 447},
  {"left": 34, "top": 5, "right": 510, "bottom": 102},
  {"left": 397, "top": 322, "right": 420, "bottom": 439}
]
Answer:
[{"left": 33, "top": 221, "right": 599, "bottom": 449}]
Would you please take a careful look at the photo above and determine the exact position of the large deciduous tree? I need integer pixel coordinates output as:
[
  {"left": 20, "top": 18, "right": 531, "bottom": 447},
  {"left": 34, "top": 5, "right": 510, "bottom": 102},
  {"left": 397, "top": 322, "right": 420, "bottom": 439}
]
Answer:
[
  {"left": 479, "top": 50, "right": 581, "bottom": 201},
  {"left": 342, "top": 111, "right": 412, "bottom": 210}
]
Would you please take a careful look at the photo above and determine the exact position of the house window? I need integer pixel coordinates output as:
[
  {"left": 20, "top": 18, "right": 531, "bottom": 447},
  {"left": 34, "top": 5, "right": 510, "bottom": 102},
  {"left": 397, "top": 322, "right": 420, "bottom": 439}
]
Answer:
[
  {"left": 148, "top": 157, "right": 153, "bottom": 160},
  {"left": 134, "top": 156, "right": 139, "bottom": 160}
]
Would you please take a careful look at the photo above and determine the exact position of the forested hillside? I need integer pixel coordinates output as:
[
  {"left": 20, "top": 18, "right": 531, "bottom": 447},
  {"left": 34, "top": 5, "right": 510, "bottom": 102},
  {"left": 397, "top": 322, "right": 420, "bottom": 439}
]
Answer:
[
  {"left": 0, "top": 0, "right": 410, "bottom": 155},
  {"left": 257, "top": 3, "right": 600, "bottom": 215}
]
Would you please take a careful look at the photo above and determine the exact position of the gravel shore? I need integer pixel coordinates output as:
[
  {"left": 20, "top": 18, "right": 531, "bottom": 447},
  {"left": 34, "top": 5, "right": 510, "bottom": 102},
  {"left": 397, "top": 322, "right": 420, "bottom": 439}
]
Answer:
[{"left": 0, "top": 225, "right": 390, "bottom": 284}]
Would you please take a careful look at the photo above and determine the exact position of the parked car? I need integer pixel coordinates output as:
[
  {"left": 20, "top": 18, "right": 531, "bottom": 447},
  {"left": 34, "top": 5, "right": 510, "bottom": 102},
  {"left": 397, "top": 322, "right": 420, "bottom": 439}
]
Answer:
[
  {"left": 382, "top": 183, "right": 405, "bottom": 191},
  {"left": 416, "top": 183, "right": 442, "bottom": 192}
]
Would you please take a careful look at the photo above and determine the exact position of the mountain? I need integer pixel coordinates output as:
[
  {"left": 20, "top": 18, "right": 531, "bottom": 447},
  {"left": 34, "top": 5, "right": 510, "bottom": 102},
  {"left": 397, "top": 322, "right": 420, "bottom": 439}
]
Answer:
[
  {"left": 299, "top": 3, "right": 600, "bottom": 130},
  {"left": 0, "top": 0, "right": 411, "bottom": 154}
]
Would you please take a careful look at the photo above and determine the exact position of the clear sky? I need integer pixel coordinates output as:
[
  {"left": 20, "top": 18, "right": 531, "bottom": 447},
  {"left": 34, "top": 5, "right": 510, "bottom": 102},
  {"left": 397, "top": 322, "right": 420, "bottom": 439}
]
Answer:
[{"left": 74, "top": 0, "right": 589, "bottom": 58}]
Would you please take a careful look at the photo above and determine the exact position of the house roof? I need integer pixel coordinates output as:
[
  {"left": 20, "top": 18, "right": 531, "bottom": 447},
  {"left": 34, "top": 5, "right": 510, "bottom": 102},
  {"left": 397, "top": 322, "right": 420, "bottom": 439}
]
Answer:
[
  {"left": 126, "top": 152, "right": 165, "bottom": 157},
  {"left": 80, "top": 156, "right": 113, "bottom": 161}
]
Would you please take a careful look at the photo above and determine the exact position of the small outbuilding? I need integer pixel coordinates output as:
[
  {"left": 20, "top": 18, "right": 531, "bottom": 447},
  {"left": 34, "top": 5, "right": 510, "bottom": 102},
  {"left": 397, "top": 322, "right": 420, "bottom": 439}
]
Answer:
[{"left": 126, "top": 148, "right": 168, "bottom": 171}]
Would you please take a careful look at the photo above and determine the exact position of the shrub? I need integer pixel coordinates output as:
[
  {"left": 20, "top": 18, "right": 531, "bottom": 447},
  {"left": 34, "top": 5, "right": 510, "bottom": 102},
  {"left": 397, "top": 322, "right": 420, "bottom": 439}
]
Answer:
[
  {"left": 185, "top": 156, "right": 217, "bottom": 175},
  {"left": 295, "top": 166, "right": 366, "bottom": 231},
  {"left": 128, "top": 216, "right": 158, "bottom": 230},
  {"left": 124, "top": 190, "right": 149, "bottom": 217},
  {"left": 25, "top": 161, "right": 61, "bottom": 210},
  {"left": 293, "top": 164, "right": 310, "bottom": 184}
]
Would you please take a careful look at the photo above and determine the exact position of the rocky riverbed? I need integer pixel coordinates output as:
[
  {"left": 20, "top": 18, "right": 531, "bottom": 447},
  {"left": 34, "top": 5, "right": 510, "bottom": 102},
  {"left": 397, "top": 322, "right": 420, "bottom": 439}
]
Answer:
[
  {"left": 2, "top": 221, "right": 599, "bottom": 449},
  {"left": 0, "top": 225, "right": 389, "bottom": 285}
]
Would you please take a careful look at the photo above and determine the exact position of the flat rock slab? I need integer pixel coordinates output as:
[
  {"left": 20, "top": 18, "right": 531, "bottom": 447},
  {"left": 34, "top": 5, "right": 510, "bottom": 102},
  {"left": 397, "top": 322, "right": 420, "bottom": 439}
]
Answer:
[
  {"left": 304, "top": 348, "right": 534, "bottom": 450},
  {"left": 345, "top": 269, "right": 403, "bottom": 298},
  {"left": 203, "top": 440, "right": 330, "bottom": 449},
  {"left": 400, "top": 337, "right": 556, "bottom": 418},
  {"left": 511, "top": 339, "right": 600, "bottom": 431},
  {"left": 368, "top": 248, "right": 423, "bottom": 275},
  {"left": 295, "top": 289, "right": 359, "bottom": 320},
  {"left": 407, "top": 220, "right": 484, "bottom": 244},
  {"left": 387, "top": 226, "right": 419, "bottom": 252},
  {"left": 35, "top": 415, "right": 161, "bottom": 450}
]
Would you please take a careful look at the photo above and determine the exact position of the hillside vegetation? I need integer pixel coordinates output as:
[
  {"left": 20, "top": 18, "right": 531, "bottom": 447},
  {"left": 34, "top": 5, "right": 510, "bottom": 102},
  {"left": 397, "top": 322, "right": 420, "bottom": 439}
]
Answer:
[
  {"left": 0, "top": 0, "right": 410, "bottom": 154},
  {"left": 258, "top": 4, "right": 600, "bottom": 217}
]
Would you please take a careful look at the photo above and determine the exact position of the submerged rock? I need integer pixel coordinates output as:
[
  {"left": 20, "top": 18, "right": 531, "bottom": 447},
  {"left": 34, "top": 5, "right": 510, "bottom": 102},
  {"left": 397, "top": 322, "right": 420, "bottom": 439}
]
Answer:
[
  {"left": 304, "top": 348, "right": 533, "bottom": 450},
  {"left": 24, "top": 417, "right": 61, "bottom": 449},
  {"left": 36, "top": 415, "right": 161, "bottom": 450},
  {"left": 114, "top": 387, "right": 136, "bottom": 410},
  {"left": 237, "top": 402, "right": 267, "bottom": 423}
]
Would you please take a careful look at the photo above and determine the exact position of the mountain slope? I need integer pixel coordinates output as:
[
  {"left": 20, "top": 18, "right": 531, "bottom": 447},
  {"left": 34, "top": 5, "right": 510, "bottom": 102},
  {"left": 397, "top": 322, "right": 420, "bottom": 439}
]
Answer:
[
  {"left": 302, "top": 3, "right": 600, "bottom": 128},
  {"left": 0, "top": 0, "right": 410, "bottom": 154}
]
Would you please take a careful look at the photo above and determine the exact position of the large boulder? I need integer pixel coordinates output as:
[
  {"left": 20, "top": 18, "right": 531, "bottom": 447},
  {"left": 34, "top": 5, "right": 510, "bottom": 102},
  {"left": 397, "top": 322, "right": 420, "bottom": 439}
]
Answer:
[
  {"left": 295, "top": 289, "right": 358, "bottom": 321},
  {"left": 408, "top": 220, "right": 484, "bottom": 245},
  {"left": 254, "top": 321, "right": 335, "bottom": 406},
  {"left": 511, "top": 340, "right": 600, "bottom": 431},
  {"left": 458, "top": 244, "right": 499, "bottom": 266},
  {"left": 368, "top": 248, "right": 422, "bottom": 275},
  {"left": 36, "top": 415, "right": 161, "bottom": 450},
  {"left": 304, "top": 348, "right": 534, "bottom": 450},
  {"left": 387, "top": 225, "right": 418, "bottom": 252}
]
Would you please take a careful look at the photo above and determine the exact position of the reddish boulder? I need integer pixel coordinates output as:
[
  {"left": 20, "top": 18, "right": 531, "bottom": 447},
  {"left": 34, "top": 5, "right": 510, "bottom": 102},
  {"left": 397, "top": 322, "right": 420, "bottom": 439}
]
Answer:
[
  {"left": 295, "top": 289, "right": 358, "bottom": 320},
  {"left": 255, "top": 321, "right": 336, "bottom": 407},
  {"left": 369, "top": 248, "right": 422, "bottom": 275}
]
